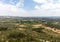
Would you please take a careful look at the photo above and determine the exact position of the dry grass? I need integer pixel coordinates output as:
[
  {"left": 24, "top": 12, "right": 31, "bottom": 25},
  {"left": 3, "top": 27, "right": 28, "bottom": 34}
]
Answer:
[
  {"left": 16, "top": 23, "right": 60, "bottom": 34},
  {"left": 19, "top": 25, "right": 26, "bottom": 27},
  {"left": 16, "top": 28, "right": 25, "bottom": 30},
  {"left": 32, "top": 24, "right": 42, "bottom": 28},
  {"left": 32, "top": 24, "right": 60, "bottom": 34}
]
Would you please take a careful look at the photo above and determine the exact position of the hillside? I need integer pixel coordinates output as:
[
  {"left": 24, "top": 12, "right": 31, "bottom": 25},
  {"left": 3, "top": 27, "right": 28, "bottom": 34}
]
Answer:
[{"left": 0, "top": 17, "right": 60, "bottom": 42}]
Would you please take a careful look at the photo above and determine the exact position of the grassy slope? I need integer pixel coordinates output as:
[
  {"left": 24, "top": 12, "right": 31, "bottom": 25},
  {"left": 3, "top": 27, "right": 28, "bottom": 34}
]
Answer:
[{"left": 0, "top": 19, "right": 60, "bottom": 42}]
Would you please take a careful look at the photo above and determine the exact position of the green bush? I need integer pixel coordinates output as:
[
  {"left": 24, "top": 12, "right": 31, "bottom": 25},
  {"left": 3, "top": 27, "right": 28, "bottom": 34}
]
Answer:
[{"left": 8, "top": 31, "right": 26, "bottom": 39}]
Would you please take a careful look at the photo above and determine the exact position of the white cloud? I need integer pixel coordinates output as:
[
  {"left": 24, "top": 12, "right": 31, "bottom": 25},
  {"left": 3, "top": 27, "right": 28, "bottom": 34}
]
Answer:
[
  {"left": 0, "top": 2, "right": 41, "bottom": 17},
  {"left": 0, "top": 2, "right": 38, "bottom": 17},
  {"left": 33, "top": 0, "right": 47, "bottom": 3},
  {"left": 30, "top": 9, "right": 60, "bottom": 16},
  {"left": 33, "top": 0, "right": 60, "bottom": 9},
  {"left": 0, "top": 0, "right": 60, "bottom": 17},
  {"left": 16, "top": 0, "right": 24, "bottom": 8},
  {"left": 33, "top": 0, "right": 60, "bottom": 3},
  {"left": 33, "top": 0, "right": 60, "bottom": 16},
  {"left": 0, "top": 1, "right": 30, "bottom": 16},
  {"left": 0, "top": 2, "right": 60, "bottom": 17},
  {"left": 35, "top": 5, "right": 41, "bottom": 9},
  {"left": 40, "top": 3, "right": 60, "bottom": 9}
]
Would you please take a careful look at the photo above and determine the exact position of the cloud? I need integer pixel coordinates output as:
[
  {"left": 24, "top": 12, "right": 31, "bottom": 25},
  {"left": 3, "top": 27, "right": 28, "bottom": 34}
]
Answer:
[
  {"left": 0, "top": 2, "right": 29, "bottom": 16},
  {"left": 33, "top": 0, "right": 47, "bottom": 3},
  {"left": 30, "top": 9, "right": 60, "bottom": 17},
  {"left": 16, "top": 0, "right": 24, "bottom": 8},
  {"left": 33, "top": 0, "right": 60, "bottom": 9},
  {"left": 0, "top": 0, "right": 60, "bottom": 17},
  {"left": 0, "top": 0, "right": 30, "bottom": 16},
  {"left": 0, "top": 1, "right": 37, "bottom": 17},
  {"left": 33, "top": 0, "right": 60, "bottom": 3},
  {"left": 31, "top": 0, "right": 60, "bottom": 16},
  {"left": 0, "top": 1, "right": 60, "bottom": 17},
  {"left": 39, "top": 3, "right": 60, "bottom": 9},
  {"left": 32, "top": 0, "right": 60, "bottom": 16}
]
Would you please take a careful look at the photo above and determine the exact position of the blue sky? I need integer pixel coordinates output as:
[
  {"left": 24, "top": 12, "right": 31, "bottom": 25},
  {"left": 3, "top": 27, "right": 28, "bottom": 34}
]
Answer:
[
  {"left": 24, "top": 0, "right": 36, "bottom": 10},
  {"left": 0, "top": 0, "right": 60, "bottom": 17}
]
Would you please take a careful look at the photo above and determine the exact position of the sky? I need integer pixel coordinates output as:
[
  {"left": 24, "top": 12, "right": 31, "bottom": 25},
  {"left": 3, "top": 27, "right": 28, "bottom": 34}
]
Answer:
[{"left": 0, "top": 0, "right": 60, "bottom": 17}]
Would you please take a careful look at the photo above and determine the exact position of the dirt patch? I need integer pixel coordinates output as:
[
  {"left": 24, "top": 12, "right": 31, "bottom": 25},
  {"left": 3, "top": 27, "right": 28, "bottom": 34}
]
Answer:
[
  {"left": 16, "top": 28, "right": 25, "bottom": 30},
  {"left": 32, "top": 24, "right": 42, "bottom": 28},
  {"left": 19, "top": 25, "right": 26, "bottom": 27},
  {"left": 33, "top": 24, "right": 60, "bottom": 34}
]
